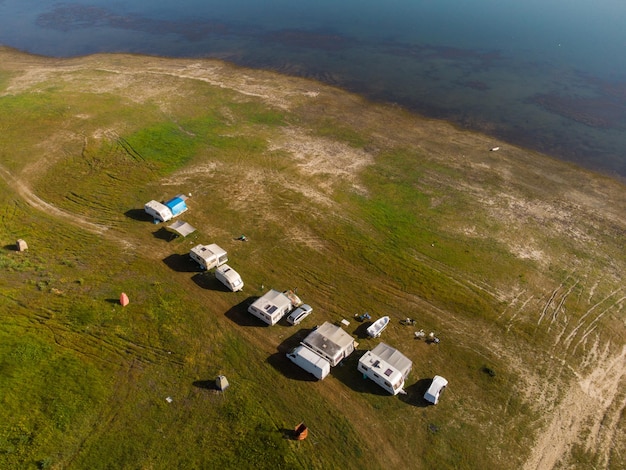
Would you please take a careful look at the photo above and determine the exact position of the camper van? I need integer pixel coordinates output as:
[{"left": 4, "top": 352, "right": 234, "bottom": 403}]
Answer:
[
  {"left": 189, "top": 244, "right": 228, "bottom": 270},
  {"left": 144, "top": 194, "right": 188, "bottom": 223},
  {"left": 357, "top": 343, "right": 412, "bottom": 395},
  {"left": 215, "top": 264, "right": 244, "bottom": 292},
  {"left": 287, "top": 345, "right": 331, "bottom": 380},
  {"left": 248, "top": 289, "right": 293, "bottom": 325}
]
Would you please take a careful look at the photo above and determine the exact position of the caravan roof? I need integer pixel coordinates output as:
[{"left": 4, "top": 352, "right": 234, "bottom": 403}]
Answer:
[
  {"left": 251, "top": 289, "right": 292, "bottom": 314},
  {"left": 367, "top": 342, "right": 412, "bottom": 376},
  {"left": 302, "top": 322, "right": 354, "bottom": 366}
]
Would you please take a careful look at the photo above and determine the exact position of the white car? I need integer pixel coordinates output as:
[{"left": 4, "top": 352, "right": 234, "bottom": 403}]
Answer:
[
  {"left": 424, "top": 375, "right": 448, "bottom": 404},
  {"left": 287, "top": 304, "right": 313, "bottom": 325}
]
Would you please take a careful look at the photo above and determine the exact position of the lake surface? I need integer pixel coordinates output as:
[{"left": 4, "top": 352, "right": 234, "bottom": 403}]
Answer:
[{"left": 1, "top": 0, "right": 626, "bottom": 178}]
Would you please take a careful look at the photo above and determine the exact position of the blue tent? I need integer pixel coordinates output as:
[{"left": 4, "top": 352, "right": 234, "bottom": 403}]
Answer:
[{"left": 164, "top": 196, "right": 187, "bottom": 216}]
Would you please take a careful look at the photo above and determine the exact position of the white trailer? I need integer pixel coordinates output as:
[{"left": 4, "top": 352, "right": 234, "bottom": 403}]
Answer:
[
  {"left": 248, "top": 289, "right": 293, "bottom": 325},
  {"left": 357, "top": 342, "right": 412, "bottom": 395},
  {"left": 286, "top": 345, "right": 331, "bottom": 380},
  {"left": 144, "top": 200, "right": 173, "bottom": 223},
  {"left": 215, "top": 264, "right": 244, "bottom": 292},
  {"left": 144, "top": 195, "right": 189, "bottom": 223},
  {"left": 190, "top": 244, "right": 228, "bottom": 270}
]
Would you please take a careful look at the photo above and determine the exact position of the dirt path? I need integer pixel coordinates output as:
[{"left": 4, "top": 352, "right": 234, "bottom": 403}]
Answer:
[
  {"left": 523, "top": 344, "right": 626, "bottom": 469},
  {"left": 0, "top": 164, "right": 109, "bottom": 235}
]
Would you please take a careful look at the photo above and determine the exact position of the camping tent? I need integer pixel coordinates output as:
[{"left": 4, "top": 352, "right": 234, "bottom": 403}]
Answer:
[{"left": 167, "top": 220, "right": 196, "bottom": 238}]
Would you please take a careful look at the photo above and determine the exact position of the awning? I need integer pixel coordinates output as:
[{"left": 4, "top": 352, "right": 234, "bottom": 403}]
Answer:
[{"left": 166, "top": 220, "right": 196, "bottom": 237}]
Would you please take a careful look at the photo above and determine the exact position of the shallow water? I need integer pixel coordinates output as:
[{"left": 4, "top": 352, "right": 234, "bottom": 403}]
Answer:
[{"left": 1, "top": 0, "right": 625, "bottom": 177}]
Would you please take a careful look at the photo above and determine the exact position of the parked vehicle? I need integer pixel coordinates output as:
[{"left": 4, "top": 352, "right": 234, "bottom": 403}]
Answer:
[
  {"left": 287, "top": 345, "right": 331, "bottom": 380},
  {"left": 357, "top": 342, "right": 412, "bottom": 395},
  {"left": 287, "top": 304, "right": 313, "bottom": 325},
  {"left": 144, "top": 194, "right": 188, "bottom": 223},
  {"left": 215, "top": 264, "right": 243, "bottom": 292},
  {"left": 424, "top": 375, "right": 448, "bottom": 404},
  {"left": 190, "top": 244, "right": 228, "bottom": 270},
  {"left": 248, "top": 289, "right": 293, "bottom": 325}
]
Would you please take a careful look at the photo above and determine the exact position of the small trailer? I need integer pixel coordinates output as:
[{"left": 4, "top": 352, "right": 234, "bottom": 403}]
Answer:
[
  {"left": 287, "top": 345, "right": 331, "bottom": 380},
  {"left": 358, "top": 342, "right": 412, "bottom": 395},
  {"left": 248, "top": 289, "right": 293, "bottom": 325},
  {"left": 189, "top": 244, "right": 228, "bottom": 270},
  {"left": 215, "top": 264, "right": 244, "bottom": 292},
  {"left": 144, "top": 194, "right": 188, "bottom": 223}
]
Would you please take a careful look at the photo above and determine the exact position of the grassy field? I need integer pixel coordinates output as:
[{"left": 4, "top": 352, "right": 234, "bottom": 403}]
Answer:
[{"left": 0, "top": 48, "right": 624, "bottom": 469}]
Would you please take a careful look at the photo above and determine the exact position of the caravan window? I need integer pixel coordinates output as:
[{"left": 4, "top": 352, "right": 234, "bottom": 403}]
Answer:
[{"left": 384, "top": 369, "right": 393, "bottom": 377}]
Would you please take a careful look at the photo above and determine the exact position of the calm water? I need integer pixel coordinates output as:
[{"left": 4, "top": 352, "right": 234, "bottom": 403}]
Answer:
[{"left": 1, "top": 0, "right": 626, "bottom": 178}]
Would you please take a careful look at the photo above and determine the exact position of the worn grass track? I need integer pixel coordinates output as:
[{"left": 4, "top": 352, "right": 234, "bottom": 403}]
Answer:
[{"left": 0, "top": 48, "right": 624, "bottom": 469}]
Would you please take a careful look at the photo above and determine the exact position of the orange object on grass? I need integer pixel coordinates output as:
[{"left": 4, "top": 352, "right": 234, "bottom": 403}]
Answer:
[{"left": 120, "top": 292, "right": 129, "bottom": 307}]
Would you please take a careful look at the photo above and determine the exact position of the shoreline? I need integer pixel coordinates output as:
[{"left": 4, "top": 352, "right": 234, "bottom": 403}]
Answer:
[{"left": 1, "top": 45, "right": 625, "bottom": 188}]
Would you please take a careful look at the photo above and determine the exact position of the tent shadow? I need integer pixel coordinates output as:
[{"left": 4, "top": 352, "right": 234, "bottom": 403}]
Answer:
[
  {"left": 162, "top": 254, "right": 199, "bottom": 273},
  {"left": 279, "top": 427, "right": 301, "bottom": 440},
  {"left": 224, "top": 297, "right": 263, "bottom": 327},
  {"left": 398, "top": 378, "right": 433, "bottom": 407},
  {"left": 3, "top": 244, "right": 18, "bottom": 251},
  {"left": 153, "top": 227, "right": 177, "bottom": 242},
  {"left": 124, "top": 208, "right": 153, "bottom": 222},
  {"left": 105, "top": 298, "right": 122, "bottom": 305},
  {"left": 192, "top": 380, "right": 219, "bottom": 391}
]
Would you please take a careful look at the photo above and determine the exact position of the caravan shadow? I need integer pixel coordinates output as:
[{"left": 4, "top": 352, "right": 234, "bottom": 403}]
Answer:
[
  {"left": 162, "top": 253, "right": 198, "bottom": 273},
  {"left": 224, "top": 297, "right": 263, "bottom": 327},
  {"left": 191, "top": 272, "right": 229, "bottom": 291},
  {"left": 329, "top": 350, "right": 388, "bottom": 396},
  {"left": 267, "top": 328, "right": 318, "bottom": 382},
  {"left": 399, "top": 378, "right": 433, "bottom": 407},
  {"left": 124, "top": 208, "right": 153, "bottom": 222},
  {"left": 266, "top": 352, "right": 318, "bottom": 382}
]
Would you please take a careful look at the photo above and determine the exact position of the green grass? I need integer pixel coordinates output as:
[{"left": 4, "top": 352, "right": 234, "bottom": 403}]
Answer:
[{"left": 0, "top": 51, "right": 624, "bottom": 469}]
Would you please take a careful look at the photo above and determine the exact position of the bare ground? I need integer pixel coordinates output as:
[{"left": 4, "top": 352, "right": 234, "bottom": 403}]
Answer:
[{"left": 1, "top": 47, "right": 624, "bottom": 468}]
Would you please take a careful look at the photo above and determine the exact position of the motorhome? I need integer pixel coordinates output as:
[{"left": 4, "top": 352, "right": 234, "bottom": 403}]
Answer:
[
  {"left": 357, "top": 342, "right": 412, "bottom": 395},
  {"left": 215, "top": 264, "right": 244, "bottom": 292},
  {"left": 144, "top": 194, "right": 188, "bottom": 223},
  {"left": 189, "top": 244, "right": 228, "bottom": 270},
  {"left": 286, "top": 345, "right": 331, "bottom": 380},
  {"left": 248, "top": 289, "right": 293, "bottom": 325}
]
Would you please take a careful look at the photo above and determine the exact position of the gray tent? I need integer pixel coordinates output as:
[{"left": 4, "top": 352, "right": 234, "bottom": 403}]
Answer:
[{"left": 166, "top": 220, "right": 196, "bottom": 237}]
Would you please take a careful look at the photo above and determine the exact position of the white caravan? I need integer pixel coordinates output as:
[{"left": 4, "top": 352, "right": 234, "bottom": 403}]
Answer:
[
  {"left": 144, "top": 200, "right": 173, "bottom": 223},
  {"left": 248, "top": 289, "right": 293, "bottom": 325},
  {"left": 190, "top": 244, "right": 228, "bottom": 270},
  {"left": 215, "top": 264, "right": 244, "bottom": 292},
  {"left": 286, "top": 345, "right": 331, "bottom": 380},
  {"left": 358, "top": 342, "right": 412, "bottom": 395}
]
